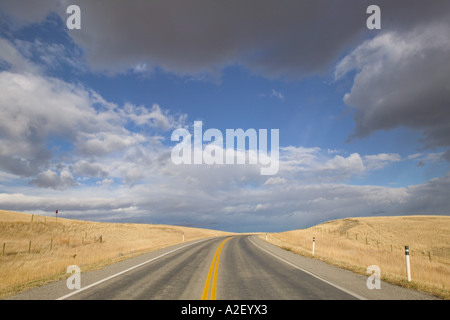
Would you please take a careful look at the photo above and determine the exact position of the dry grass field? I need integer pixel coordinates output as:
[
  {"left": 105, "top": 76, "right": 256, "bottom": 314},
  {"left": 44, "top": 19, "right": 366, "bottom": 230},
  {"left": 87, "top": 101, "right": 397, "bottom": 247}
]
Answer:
[
  {"left": 0, "top": 210, "right": 233, "bottom": 299},
  {"left": 262, "top": 215, "right": 450, "bottom": 299},
  {"left": 2, "top": 210, "right": 448, "bottom": 300}
]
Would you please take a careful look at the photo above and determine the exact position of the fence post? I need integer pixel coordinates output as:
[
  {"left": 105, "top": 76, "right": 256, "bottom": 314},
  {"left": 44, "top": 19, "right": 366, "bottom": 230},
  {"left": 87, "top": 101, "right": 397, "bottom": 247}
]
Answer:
[
  {"left": 2, "top": 243, "right": 5, "bottom": 256},
  {"left": 28, "top": 240, "right": 31, "bottom": 254},
  {"left": 405, "top": 246, "right": 411, "bottom": 282}
]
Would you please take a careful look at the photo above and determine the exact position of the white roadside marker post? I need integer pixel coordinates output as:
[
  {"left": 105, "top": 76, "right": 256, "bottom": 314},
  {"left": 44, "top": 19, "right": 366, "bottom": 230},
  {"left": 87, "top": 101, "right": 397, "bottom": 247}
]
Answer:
[
  {"left": 312, "top": 237, "right": 315, "bottom": 256},
  {"left": 405, "top": 246, "right": 411, "bottom": 282}
]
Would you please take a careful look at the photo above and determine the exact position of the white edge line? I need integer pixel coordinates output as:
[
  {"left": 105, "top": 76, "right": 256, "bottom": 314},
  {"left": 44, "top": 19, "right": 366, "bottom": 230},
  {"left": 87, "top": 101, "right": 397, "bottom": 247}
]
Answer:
[
  {"left": 56, "top": 238, "right": 210, "bottom": 300},
  {"left": 247, "top": 235, "right": 368, "bottom": 300}
]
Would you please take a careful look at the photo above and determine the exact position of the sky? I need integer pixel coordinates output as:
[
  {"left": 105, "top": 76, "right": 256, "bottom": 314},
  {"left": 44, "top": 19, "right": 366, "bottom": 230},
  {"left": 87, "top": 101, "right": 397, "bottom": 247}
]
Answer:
[{"left": 0, "top": 0, "right": 449, "bottom": 232}]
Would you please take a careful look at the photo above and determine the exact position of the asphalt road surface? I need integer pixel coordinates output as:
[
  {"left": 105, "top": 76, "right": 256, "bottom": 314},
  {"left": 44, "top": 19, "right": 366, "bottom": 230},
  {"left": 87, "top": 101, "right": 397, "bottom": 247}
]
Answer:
[{"left": 9, "top": 235, "right": 438, "bottom": 300}]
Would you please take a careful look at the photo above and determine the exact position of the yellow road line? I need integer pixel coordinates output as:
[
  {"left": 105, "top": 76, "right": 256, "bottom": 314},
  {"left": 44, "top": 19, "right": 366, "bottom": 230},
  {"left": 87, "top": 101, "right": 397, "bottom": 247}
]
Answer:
[{"left": 201, "top": 237, "right": 232, "bottom": 300}]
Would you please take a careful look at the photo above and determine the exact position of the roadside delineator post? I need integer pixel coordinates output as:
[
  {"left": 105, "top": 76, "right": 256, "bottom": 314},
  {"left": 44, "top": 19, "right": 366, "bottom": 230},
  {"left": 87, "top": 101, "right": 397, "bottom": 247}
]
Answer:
[
  {"left": 405, "top": 246, "right": 411, "bottom": 282},
  {"left": 312, "top": 237, "right": 315, "bottom": 256}
]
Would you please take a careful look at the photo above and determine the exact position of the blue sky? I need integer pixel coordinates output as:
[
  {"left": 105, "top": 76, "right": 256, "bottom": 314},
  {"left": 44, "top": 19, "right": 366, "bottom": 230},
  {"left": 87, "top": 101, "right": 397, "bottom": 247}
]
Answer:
[{"left": 0, "top": 1, "right": 449, "bottom": 232}]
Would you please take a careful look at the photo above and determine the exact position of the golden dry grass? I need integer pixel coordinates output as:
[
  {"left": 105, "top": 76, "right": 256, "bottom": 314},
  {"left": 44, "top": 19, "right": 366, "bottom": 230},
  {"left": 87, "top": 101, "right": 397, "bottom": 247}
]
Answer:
[
  {"left": 262, "top": 215, "right": 450, "bottom": 299},
  {"left": 0, "top": 210, "right": 233, "bottom": 299}
]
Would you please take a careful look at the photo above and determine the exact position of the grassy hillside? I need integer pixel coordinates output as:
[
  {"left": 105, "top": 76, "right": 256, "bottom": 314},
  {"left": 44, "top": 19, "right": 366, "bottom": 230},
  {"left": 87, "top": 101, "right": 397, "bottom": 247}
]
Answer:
[
  {"left": 0, "top": 210, "right": 233, "bottom": 299},
  {"left": 262, "top": 215, "right": 450, "bottom": 299},
  {"left": 2, "top": 211, "right": 448, "bottom": 299}
]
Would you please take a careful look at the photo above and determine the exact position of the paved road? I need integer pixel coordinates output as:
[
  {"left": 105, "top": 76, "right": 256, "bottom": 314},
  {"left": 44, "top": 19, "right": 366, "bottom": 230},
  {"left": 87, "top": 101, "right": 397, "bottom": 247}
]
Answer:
[
  {"left": 216, "top": 236, "right": 357, "bottom": 299},
  {"left": 9, "top": 235, "right": 438, "bottom": 300}
]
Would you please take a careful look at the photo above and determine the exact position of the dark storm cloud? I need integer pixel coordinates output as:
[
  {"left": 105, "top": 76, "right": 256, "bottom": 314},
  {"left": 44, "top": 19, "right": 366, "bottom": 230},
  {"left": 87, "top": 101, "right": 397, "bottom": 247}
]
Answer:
[
  {"left": 2, "top": 1, "right": 449, "bottom": 78},
  {"left": 56, "top": 0, "right": 371, "bottom": 78},
  {"left": 335, "top": 22, "right": 450, "bottom": 150}
]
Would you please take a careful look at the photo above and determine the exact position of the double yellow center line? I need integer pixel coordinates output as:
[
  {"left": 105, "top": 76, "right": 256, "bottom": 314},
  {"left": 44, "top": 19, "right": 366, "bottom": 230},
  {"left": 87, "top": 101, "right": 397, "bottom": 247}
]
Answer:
[{"left": 201, "top": 237, "right": 232, "bottom": 300}]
